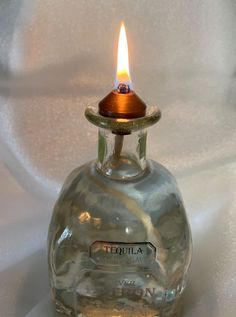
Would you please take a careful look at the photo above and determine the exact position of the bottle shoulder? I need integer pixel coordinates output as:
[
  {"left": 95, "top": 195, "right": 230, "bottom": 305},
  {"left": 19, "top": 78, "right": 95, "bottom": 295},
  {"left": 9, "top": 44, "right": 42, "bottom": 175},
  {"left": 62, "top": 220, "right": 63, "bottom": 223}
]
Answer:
[
  {"left": 57, "top": 159, "right": 184, "bottom": 213},
  {"left": 63, "top": 159, "right": 176, "bottom": 185}
]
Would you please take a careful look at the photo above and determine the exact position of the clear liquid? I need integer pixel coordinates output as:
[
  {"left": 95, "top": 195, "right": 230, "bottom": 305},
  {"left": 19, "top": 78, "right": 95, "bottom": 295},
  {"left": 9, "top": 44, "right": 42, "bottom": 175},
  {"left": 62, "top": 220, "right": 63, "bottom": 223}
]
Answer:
[{"left": 48, "top": 159, "right": 192, "bottom": 317}]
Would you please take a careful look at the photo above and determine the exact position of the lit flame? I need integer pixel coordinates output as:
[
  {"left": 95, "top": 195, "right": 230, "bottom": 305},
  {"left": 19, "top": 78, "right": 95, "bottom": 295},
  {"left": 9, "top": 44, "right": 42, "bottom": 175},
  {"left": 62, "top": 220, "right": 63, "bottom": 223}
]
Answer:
[{"left": 116, "top": 22, "right": 132, "bottom": 88}]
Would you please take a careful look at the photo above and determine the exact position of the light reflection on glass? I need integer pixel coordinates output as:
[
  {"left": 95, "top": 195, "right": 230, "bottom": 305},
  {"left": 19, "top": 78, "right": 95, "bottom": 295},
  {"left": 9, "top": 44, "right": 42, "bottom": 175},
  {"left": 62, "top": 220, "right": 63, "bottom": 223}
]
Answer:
[
  {"left": 93, "top": 217, "right": 101, "bottom": 229},
  {"left": 57, "top": 226, "right": 72, "bottom": 245},
  {"left": 78, "top": 211, "right": 91, "bottom": 223}
]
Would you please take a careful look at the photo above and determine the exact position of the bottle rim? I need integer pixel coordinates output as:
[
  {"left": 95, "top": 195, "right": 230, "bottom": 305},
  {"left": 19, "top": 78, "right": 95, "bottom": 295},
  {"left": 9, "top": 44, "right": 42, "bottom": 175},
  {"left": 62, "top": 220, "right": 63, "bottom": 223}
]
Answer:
[{"left": 85, "top": 105, "right": 161, "bottom": 133}]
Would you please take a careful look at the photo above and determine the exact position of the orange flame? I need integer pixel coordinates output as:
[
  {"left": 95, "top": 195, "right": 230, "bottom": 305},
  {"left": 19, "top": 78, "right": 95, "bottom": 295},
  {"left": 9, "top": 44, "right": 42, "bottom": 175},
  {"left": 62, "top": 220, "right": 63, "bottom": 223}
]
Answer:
[{"left": 116, "top": 22, "right": 131, "bottom": 87}]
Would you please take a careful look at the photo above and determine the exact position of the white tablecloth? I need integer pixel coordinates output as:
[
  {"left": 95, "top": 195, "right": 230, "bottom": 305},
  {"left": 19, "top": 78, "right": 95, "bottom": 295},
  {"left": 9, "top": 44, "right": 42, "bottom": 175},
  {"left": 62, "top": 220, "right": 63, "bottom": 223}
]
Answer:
[{"left": 0, "top": 1, "right": 235, "bottom": 316}]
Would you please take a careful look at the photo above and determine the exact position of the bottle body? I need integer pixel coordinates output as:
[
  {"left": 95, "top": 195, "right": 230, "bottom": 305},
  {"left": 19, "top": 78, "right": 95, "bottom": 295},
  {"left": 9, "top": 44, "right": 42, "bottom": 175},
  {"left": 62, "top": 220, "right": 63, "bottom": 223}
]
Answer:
[{"left": 48, "top": 158, "right": 192, "bottom": 317}]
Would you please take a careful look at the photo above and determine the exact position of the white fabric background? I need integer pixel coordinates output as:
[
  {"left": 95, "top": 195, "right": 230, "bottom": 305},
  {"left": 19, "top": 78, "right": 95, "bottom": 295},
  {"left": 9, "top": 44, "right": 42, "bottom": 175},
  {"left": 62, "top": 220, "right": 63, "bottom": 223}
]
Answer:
[{"left": 0, "top": 1, "right": 235, "bottom": 316}]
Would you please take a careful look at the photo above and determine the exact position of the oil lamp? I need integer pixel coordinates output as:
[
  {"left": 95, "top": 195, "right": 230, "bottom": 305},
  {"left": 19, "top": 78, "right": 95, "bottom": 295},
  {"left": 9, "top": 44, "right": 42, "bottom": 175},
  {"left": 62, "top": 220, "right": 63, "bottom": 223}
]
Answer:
[{"left": 48, "top": 22, "right": 192, "bottom": 317}]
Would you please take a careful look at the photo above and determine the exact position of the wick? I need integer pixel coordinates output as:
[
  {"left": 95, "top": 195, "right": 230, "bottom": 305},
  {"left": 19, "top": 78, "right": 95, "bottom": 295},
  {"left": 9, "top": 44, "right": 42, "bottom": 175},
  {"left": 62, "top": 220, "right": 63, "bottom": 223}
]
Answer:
[
  {"left": 113, "top": 134, "right": 124, "bottom": 162},
  {"left": 117, "top": 83, "right": 130, "bottom": 94}
]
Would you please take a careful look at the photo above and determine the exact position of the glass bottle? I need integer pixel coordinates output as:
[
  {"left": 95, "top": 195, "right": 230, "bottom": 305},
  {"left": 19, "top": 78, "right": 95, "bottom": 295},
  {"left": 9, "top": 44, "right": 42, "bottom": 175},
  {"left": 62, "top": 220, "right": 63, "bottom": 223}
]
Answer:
[{"left": 48, "top": 105, "right": 192, "bottom": 317}]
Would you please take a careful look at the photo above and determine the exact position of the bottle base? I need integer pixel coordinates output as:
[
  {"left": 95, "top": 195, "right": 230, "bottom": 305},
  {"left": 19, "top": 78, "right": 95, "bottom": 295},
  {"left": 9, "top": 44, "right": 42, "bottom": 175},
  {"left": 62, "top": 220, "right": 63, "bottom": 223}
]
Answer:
[{"left": 53, "top": 296, "right": 183, "bottom": 317}]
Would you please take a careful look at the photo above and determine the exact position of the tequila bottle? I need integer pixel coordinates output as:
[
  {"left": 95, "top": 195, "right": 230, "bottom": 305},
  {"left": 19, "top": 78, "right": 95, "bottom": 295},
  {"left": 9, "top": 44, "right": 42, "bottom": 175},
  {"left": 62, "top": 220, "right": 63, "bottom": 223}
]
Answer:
[{"left": 48, "top": 102, "right": 192, "bottom": 317}]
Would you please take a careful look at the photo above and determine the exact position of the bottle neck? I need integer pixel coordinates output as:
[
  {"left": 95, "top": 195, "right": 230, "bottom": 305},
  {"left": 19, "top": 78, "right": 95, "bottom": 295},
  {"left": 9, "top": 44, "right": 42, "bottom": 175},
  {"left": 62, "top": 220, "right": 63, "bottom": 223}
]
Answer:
[{"left": 96, "top": 128, "right": 147, "bottom": 180}]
